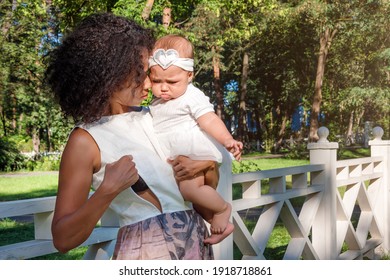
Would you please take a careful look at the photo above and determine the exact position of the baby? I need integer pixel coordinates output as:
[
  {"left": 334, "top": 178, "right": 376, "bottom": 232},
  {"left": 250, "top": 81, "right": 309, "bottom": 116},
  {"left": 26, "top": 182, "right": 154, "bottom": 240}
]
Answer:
[{"left": 149, "top": 34, "right": 243, "bottom": 244}]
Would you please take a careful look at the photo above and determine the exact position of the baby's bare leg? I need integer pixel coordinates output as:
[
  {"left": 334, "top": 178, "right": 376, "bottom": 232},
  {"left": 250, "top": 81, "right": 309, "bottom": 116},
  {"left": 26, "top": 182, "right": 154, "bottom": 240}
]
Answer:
[
  {"left": 204, "top": 162, "right": 219, "bottom": 189},
  {"left": 179, "top": 174, "right": 231, "bottom": 235}
]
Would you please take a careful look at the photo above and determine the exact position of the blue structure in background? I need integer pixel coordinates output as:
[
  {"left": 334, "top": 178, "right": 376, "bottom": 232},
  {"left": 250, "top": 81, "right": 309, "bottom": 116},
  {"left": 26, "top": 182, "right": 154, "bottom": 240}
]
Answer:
[
  {"left": 225, "top": 80, "right": 239, "bottom": 92},
  {"left": 292, "top": 103, "right": 325, "bottom": 132},
  {"left": 292, "top": 104, "right": 304, "bottom": 132}
]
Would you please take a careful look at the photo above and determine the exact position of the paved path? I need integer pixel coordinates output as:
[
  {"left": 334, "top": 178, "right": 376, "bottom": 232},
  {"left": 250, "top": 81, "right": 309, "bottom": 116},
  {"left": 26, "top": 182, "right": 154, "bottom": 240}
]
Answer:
[{"left": 0, "top": 171, "right": 58, "bottom": 178}]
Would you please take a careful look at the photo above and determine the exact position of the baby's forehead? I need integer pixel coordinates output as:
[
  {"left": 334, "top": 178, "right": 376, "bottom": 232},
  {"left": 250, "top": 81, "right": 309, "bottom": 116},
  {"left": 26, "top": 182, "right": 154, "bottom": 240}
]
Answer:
[
  {"left": 150, "top": 64, "right": 185, "bottom": 73},
  {"left": 152, "top": 46, "right": 185, "bottom": 57},
  {"left": 153, "top": 40, "right": 192, "bottom": 58}
]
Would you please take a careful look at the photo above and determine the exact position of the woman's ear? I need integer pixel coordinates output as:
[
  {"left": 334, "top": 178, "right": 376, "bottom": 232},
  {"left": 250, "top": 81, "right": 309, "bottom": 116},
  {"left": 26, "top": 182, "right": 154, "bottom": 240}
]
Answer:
[{"left": 188, "top": 72, "right": 194, "bottom": 83}]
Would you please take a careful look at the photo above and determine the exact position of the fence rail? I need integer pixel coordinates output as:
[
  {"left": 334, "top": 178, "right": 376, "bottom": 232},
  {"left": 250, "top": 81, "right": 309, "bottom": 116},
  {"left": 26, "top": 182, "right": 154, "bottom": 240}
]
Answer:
[{"left": 0, "top": 196, "right": 118, "bottom": 260}]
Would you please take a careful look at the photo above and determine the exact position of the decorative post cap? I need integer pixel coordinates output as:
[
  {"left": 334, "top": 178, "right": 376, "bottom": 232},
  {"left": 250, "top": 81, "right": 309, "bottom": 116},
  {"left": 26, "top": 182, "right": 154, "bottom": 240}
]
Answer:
[
  {"left": 372, "top": 126, "right": 384, "bottom": 141},
  {"left": 317, "top": 127, "right": 329, "bottom": 143},
  {"left": 307, "top": 126, "right": 338, "bottom": 150}
]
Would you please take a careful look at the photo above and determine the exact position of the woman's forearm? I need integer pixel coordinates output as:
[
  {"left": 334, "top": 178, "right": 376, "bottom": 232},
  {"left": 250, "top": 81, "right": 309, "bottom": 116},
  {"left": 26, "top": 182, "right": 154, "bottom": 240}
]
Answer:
[
  {"left": 52, "top": 185, "right": 116, "bottom": 253},
  {"left": 168, "top": 156, "right": 215, "bottom": 181}
]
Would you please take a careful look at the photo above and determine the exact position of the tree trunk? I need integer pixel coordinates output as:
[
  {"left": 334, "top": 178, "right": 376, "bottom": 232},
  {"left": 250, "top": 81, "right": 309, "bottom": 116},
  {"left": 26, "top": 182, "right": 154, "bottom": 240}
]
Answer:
[
  {"left": 45, "top": 125, "right": 52, "bottom": 152},
  {"left": 162, "top": 7, "right": 171, "bottom": 29},
  {"left": 0, "top": 0, "right": 17, "bottom": 135},
  {"left": 346, "top": 110, "right": 354, "bottom": 138},
  {"left": 356, "top": 109, "right": 364, "bottom": 128},
  {"left": 212, "top": 46, "right": 224, "bottom": 120},
  {"left": 11, "top": 91, "right": 17, "bottom": 131},
  {"left": 142, "top": 0, "right": 155, "bottom": 20},
  {"left": 238, "top": 51, "right": 249, "bottom": 142},
  {"left": 254, "top": 103, "right": 264, "bottom": 149},
  {"left": 0, "top": 107, "right": 6, "bottom": 136},
  {"left": 272, "top": 106, "right": 288, "bottom": 151},
  {"left": 32, "top": 128, "right": 40, "bottom": 156},
  {"left": 309, "top": 27, "right": 337, "bottom": 142}
]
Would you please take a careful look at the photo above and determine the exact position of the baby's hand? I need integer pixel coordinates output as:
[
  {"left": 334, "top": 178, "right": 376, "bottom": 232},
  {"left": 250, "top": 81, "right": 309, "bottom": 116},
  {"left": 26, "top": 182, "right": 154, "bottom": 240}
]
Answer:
[{"left": 224, "top": 139, "right": 243, "bottom": 161}]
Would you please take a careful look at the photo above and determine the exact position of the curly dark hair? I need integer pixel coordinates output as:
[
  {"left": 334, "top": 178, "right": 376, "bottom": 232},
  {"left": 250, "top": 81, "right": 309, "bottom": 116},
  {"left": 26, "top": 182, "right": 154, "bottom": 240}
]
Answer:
[{"left": 45, "top": 13, "right": 155, "bottom": 123}]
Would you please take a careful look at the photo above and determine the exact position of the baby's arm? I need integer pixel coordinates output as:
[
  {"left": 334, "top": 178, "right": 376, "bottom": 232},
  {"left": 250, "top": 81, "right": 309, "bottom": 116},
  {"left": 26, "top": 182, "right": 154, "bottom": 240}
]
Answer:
[{"left": 197, "top": 112, "right": 243, "bottom": 161}]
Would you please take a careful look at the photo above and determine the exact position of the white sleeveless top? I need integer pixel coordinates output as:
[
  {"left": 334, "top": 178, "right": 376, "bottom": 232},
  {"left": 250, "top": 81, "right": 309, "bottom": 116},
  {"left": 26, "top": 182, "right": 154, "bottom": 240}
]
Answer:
[{"left": 77, "top": 107, "right": 191, "bottom": 227}]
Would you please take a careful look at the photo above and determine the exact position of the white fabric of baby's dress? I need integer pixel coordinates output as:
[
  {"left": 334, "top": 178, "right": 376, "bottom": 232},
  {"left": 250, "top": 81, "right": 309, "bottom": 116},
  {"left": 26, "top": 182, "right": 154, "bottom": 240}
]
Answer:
[{"left": 150, "top": 83, "right": 223, "bottom": 163}]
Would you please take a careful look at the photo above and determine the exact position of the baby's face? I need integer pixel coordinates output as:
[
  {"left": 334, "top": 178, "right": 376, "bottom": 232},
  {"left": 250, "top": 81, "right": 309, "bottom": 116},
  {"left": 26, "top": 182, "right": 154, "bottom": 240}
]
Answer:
[{"left": 149, "top": 65, "right": 193, "bottom": 101}]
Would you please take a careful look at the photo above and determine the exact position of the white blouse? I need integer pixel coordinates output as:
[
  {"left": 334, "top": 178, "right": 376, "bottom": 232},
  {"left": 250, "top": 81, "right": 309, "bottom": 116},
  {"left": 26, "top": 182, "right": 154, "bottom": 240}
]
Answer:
[{"left": 78, "top": 108, "right": 191, "bottom": 227}]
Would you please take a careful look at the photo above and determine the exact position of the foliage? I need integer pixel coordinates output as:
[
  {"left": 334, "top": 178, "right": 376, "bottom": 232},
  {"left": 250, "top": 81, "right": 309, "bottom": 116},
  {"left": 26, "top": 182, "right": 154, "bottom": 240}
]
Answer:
[
  {"left": 232, "top": 160, "right": 263, "bottom": 174},
  {"left": 25, "top": 155, "right": 61, "bottom": 172},
  {"left": 0, "top": 0, "right": 74, "bottom": 155},
  {"left": 113, "top": 0, "right": 203, "bottom": 34},
  {"left": 0, "top": 137, "right": 26, "bottom": 171},
  {"left": 0, "top": 0, "right": 389, "bottom": 161},
  {"left": 0, "top": 137, "right": 60, "bottom": 172},
  {"left": 283, "top": 141, "right": 309, "bottom": 160}
]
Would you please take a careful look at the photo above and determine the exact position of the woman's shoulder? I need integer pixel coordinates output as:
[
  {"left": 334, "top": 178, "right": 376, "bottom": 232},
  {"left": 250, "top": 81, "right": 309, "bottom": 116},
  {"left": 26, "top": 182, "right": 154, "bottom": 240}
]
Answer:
[
  {"left": 67, "top": 127, "right": 97, "bottom": 149},
  {"left": 61, "top": 127, "right": 101, "bottom": 173}
]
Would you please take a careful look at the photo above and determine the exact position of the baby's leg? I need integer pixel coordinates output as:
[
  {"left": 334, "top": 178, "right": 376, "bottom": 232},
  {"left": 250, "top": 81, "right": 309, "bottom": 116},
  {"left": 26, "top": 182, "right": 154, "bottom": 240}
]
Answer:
[
  {"left": 204, "top": 222, "right": 234, "bottom": 245},
  {"left": 179, "top": 175, "right": 231, "bottom": 235},
  {"left": 194, "top": 202, "right": 234, "bottom": 245},
  {"left": 204, "top": 162, "right": 219, "bottom": 189}
]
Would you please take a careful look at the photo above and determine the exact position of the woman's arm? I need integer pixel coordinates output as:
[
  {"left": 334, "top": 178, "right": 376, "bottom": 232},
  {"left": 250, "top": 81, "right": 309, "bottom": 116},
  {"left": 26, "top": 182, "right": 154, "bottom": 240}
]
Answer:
[
  {"left": 168, "top": 156, "right": 215, "bottom": 182},
  {"left": 51, "top": 128, "right": 139, "bottom": 253}
]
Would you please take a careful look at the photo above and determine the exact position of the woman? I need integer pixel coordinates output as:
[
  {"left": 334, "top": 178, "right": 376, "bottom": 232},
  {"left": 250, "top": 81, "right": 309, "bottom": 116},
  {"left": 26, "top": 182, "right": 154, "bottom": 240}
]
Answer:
[{"left": 45, "top": 13, "right": 219, "bottom": 260}]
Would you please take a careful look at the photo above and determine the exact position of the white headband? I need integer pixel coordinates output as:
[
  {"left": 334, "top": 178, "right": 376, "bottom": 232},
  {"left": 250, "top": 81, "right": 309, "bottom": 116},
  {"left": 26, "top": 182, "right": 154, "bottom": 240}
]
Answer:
[{"left": 148, "top": 49, "right": 194, "bottom": 71}]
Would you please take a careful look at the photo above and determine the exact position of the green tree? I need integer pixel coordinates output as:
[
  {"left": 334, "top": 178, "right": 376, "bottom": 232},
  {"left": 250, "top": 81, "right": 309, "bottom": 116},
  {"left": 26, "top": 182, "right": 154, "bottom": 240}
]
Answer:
[
  {"left": 0, "top": 0, "right": 72, "bottom": 152},
  {"left": 52, "top": 0, "right": 118, "bottom": 32},
  {"left": 316, "top": 0, "right": 390, "bottom": 140},
  {"left": 183, "top": 1, "right": 226, "bottom": 119}
]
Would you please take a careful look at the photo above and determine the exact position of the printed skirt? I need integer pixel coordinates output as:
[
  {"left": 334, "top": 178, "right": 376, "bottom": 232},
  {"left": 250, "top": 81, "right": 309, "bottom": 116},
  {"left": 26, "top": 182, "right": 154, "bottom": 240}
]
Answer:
[{"left": 112, "top": 210, "right": 214, "bottom": 260}]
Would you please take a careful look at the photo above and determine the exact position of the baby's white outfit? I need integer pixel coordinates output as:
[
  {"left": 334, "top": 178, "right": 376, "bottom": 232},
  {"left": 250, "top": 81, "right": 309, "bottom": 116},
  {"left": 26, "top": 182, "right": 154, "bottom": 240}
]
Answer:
[{"left": 150, "top": 83, "right": 223, "bottom": 162}]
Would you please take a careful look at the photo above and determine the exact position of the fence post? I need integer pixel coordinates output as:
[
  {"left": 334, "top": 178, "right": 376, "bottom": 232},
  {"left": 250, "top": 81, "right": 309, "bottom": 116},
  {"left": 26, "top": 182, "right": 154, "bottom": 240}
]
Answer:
[
  {"left": 213, "top": 148, "right": 233, "bottom": 260},
  {"left": 307, "top": 127, "right": 338, "bottom": 259},
  {"left": 369, "top": 126, "right": 390, "bottom": 255}
]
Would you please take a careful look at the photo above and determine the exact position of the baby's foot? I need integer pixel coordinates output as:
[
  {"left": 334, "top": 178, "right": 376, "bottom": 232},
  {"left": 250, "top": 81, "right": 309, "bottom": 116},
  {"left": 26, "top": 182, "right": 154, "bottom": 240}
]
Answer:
[
  {"left": 210, "top": 202, "right": 232, "bottom": 234},
  {"left": 204, "top": 223, "right": 234, "bottom": 245}
]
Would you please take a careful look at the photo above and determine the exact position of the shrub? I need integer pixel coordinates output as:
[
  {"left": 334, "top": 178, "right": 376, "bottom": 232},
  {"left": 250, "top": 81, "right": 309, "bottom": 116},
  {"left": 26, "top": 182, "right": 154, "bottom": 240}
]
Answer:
[
  {"left": 25, "top": 153, "right": 61, "bottom": 171},
  {"left": 0, "top": 137, "right": 27, "bottom": 171}
]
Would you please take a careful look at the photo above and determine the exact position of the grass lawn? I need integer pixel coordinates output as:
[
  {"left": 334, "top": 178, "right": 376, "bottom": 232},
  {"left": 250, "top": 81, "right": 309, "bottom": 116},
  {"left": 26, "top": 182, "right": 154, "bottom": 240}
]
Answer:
[
  {"left": 0, "top": 172, "right": 58, "bottom": 201},
  {"left": 0, "top": 172, "right": 89, "bottom": 259},
  {"left": 0, "top": 218, "right": 88, "bottom": 260}
]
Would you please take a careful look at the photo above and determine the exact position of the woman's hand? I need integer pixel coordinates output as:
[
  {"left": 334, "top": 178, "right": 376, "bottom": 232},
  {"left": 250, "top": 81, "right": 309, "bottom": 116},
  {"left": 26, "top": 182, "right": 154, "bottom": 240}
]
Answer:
[
  {"left": 100, "top": 155, "right": 140, "bottom": 197},
  {"left": 167, "top": 156, "right": 214, "bottom": 182}
]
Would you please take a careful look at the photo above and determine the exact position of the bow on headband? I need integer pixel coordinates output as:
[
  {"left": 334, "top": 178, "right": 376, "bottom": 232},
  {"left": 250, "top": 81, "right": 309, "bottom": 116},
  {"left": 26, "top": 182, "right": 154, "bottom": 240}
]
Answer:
[{"left": 149, "top": 49, "right": 194, "bottom": 71}]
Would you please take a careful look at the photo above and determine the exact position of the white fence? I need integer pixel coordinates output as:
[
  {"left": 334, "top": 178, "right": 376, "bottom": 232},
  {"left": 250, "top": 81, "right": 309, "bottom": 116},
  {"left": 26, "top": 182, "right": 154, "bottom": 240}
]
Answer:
[
  {"left": 0, "top": 126, "right": 388, "bottom": 260},
  {"left": 0, "top": 196, "right": 118, "bottom": 260},
  {"left": 213, "top": 126, "right": 389, "bottom": 260}
]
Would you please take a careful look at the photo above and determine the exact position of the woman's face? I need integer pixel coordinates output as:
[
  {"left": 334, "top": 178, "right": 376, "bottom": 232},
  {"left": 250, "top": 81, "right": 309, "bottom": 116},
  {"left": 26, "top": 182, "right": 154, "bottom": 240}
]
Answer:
[{"left": 109, "top": 53, "right": 151, "bottom": 114}]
